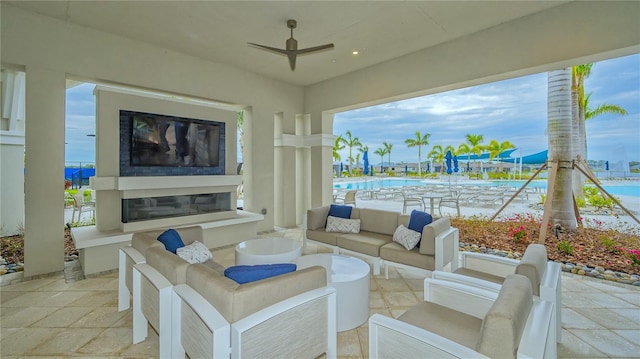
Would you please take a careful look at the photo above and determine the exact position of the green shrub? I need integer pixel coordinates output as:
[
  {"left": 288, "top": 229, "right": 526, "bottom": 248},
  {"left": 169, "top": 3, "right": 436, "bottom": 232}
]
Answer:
[{"left": 557, "top": 240, "right": 574, "bottom": 255}]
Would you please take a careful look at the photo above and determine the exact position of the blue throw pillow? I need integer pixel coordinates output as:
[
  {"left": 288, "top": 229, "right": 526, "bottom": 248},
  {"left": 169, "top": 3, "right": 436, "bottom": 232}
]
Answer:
[
  {"left": 328, "top": 204, "right": 352, "bottom": 219},
  {"left": 408, "top": 210, "right": 433, "bottom": 248},
  {"left": 157, "top": 229, "right": 185, "bottom": 254},
  {"left": 224, "top": 263, "right": 297, "bottom": 284}
]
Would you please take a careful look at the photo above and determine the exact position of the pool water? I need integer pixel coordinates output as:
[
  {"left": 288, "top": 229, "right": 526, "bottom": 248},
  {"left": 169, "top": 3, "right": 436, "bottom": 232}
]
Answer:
[{"left": 334, "top": 178, "right": 640, "bottom": 197}]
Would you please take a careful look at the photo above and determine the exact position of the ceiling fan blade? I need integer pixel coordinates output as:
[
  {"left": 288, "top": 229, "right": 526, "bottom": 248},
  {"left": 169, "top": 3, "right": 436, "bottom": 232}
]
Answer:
[
  {"left": 296, "top": 43, "right": 334, "bottom": 55},
  {"left": 287, "top": 53, "right": 297, "bottom": 71},
  {"left": 247, "top": 42, "right": 288, "bottom": 56}
]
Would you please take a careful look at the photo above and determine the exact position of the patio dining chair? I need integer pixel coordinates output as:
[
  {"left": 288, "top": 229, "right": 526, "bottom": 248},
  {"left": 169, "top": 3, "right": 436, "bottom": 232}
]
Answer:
[
  {"left": 334, "top": 190, "right": 357, "bottom": 207},
  {"left": 71, "top": 194, "right": 95, "bottom": 223},
  {"left": 401, "top": 191, "right": 424, "bottom": 214}
]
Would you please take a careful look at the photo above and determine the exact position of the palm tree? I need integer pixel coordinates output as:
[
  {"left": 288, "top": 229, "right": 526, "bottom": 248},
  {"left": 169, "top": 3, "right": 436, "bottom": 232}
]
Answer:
[
  {"left": 374, "top": 147, "right": 388, "bottom": 173},
  {"left": 465, "top": 134, "right": 485, "bottom": 173},
  {"left": 333, "top": 135, "right": 344, "bottom": 162},
  {"left": 547, "top": 68, "right": 577, "bottom": 232},
  {"left": 457, "top": 143, "right": 471, "bottom": 173},
  {"left": 340, "top": 130, "right": 362, "bottom": 174},
  {"left": 428, "top": 145, "right": 444, "bottom": 173},
  {"left": 485, "top": 140, "right": 515, "bottom": 173},
  {"left": 383, "top": 142, "right": 393, "bottom": 172},
  {"left": 405, "top": 131, "right": 431, "bottom": 177}
]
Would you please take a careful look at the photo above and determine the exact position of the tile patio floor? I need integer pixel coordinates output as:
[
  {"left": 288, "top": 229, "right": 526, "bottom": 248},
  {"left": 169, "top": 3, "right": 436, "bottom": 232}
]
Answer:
[{"left": 2, "top": 227, "right": 639, "bottom": 358}]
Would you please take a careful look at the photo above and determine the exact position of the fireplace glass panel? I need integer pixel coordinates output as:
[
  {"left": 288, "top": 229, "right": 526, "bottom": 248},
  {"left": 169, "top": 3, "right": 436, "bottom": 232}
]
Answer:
[{"left": 122, "top": 193, "right": 232, "bottom": 223}]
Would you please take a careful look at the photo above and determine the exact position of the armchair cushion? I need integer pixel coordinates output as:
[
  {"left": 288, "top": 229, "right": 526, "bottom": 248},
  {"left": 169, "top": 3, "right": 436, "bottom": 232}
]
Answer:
[
  {"left": 392, "top": 224, "right": 421, "bottom": 250},
  {"left": 326, "top": 216, "right": 361, "bottom": 233},
  {"left": 408, "top": 210, "right": 432, "bottom": 248},
  {"left": 176, "top": 240, "right": 212, "bottom": 264},
  {"left": 307, "top": 206, "right": 330, "bottom": 230},
  {"left": 157, "top": 229, "right": 185, "bottom": 254},
  {"left": 328, "top": 204, "right": 353, "bottom": 219},
  {"left": 224, "top": 263, "right": 297, "bottom": 284}
]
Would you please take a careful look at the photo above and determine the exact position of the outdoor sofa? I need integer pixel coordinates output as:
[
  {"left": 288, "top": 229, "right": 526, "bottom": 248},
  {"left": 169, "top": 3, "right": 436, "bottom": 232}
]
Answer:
[
  {"left": 369, "top": 274, "right": 556, "bottom": 358},
  {"left": 304, "top": 205, "right": 459, "bottom": 277}
]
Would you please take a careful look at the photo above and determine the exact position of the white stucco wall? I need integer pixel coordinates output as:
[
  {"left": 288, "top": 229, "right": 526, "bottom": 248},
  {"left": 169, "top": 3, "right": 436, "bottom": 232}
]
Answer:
[{"left": 1, "top": 4, "right": 304, "bottom": 275}]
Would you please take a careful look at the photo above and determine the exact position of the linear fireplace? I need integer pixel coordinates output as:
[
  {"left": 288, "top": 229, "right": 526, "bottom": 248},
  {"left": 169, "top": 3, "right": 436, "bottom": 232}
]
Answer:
[{"left": 121, "top": 192, "right": 232, "bottom": 223}]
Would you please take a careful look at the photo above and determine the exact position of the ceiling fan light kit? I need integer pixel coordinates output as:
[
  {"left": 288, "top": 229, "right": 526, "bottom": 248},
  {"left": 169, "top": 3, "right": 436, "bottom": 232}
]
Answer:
[{"left": 248, "top": 19, "right": 334, "bottom": 71}]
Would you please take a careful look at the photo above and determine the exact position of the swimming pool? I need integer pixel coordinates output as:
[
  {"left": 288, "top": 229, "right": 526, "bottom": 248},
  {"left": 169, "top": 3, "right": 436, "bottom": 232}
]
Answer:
[{"left": 334, "top": 178, "right": 640, "bottom": 197}]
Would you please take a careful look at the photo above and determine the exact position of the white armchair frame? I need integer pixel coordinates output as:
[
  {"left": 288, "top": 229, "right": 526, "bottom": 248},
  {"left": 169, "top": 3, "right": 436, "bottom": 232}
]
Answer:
[
  {"left": 369, "top": 277, "right": 556, "bottom": 359},
  {"left": 118, "top": 246, "right": 145, "bottom": 311},
  {"left": 171, "top": 284, "right": 337, "bottom": 359},
  {"left": 132, "top": 263, "right": 174, "bottom": 358},
  {"left": 432, "top": 250, "right": 562, "bottom": 342}
]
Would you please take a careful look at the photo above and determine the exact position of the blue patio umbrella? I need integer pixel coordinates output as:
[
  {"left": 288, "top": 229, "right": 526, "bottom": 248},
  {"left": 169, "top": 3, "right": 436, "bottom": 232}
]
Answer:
[
  {"left": 427, "top": 162, "right": 430, "bottom": 172},
  {"left": 605, "top": 161, "right": 609, "bottom": 171},
  {"left": 466, "top": 161, "right": 470, "bottom": 172},
  {"left": 363, "top": 151, "right": 369, "bottom": 175},
  {"left": 340, "top": 162, "right": 343, "bottom": 176},
  {"left": 371, "top": 165, "right": 374, "bottom": 176},
  {"left": 453, "top": 155, "right": 459, "bottom": 173},
  {"left": 445, "top": 150, "right": 453, "bottom": 174},
  {"left": 405, "top": 164, "right": 408, "bottom": 175}
]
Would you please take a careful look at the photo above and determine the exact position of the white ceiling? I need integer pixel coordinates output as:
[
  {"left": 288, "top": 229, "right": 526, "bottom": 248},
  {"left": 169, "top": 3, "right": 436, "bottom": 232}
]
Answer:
[{"left": 6, "top": 1, "right": 569, "bottom": 86}]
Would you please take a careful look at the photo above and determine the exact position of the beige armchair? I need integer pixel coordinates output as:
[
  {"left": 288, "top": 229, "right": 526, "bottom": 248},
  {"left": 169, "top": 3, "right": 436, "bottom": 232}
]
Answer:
[
  {"left": 369, "top": 274, "right": 556, "bottom": 358},
  {"left": 171, "top": 263, "right": 337, "bottom": 359}
]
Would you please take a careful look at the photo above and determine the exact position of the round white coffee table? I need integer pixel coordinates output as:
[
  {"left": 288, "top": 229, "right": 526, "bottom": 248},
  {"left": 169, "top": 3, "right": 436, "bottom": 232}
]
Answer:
[
  {"left": 292, "top": 254, "right": 370, "bottom": 331},
  {"left": 235, "top": 237, "right": 302, "bottom": 265}
]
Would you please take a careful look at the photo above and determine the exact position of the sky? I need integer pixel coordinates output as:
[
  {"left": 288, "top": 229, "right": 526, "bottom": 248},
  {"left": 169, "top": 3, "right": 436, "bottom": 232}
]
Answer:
[
  {"left": 334, "top": 53, "right": 640, "bottom": 166},
  {"left": 65, "top": 53, "right": 639, "bottom": 165}
]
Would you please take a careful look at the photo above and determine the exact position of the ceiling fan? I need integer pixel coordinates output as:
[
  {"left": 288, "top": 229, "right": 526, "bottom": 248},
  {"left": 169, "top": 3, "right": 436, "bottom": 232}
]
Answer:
[{"left": 248, "top": 19, "right": 334, "bottom": 71}]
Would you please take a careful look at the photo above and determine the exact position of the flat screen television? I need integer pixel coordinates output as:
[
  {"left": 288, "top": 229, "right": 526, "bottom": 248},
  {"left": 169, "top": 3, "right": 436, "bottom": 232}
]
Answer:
[{"left": 122, "top": 110, "right": 225, "bottom": 168}]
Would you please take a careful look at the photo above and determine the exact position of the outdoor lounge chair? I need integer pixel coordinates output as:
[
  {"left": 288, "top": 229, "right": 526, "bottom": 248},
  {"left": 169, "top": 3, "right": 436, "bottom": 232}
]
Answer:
[
  {"left": 70, "top": 194, "right": 95, "bottom": 223},
  {"left": 432, "top": 243, "right": 562, "bottom": 343},
  {"left": 369, "top": 274, "right": 556, "bottom": 359}
]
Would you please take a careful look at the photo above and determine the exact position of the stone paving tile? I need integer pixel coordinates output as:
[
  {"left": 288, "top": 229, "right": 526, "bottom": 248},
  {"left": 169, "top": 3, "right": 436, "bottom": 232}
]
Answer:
[
  {"left": 31, "top": 306, "right": 94, "bottom": 327},
  {"left": 76, "top": 327, "right": 133, "bottom": 355},
  {"left": 558, "top": 330, "right": 608, "bottom": 358},
  {"left": 1, "top": 306, "right": 59, "bottom": 328},
  {"left": 29, "top": 328, "right": 103, "bottom": 356},
  {"left": 0, "top": 327, "right": 58, "bottom": 356},
  {"left": 569, "top": 329, "right": 640, "bottom": 357}
]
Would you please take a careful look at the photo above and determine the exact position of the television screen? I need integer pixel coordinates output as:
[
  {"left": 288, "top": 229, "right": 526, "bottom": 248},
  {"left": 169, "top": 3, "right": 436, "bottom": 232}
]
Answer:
[{"left": 127, "top": 110, "right": 224, "bottom": 167}]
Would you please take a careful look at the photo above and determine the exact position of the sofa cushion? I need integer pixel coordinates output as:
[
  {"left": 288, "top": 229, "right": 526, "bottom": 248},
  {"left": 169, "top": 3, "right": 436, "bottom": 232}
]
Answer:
[
  {"left": 419, "top": 217, "right": 451, "bottom": 256},
  {"left": 392, "top": 224, "right": 421, "bottom": 250},
  {"left": 157, "top": 229, "right": 185, "bottom": 254},
  {"left": 380, "top": 242, "right": 436, "bottom": 271},
  {"left": 328, "top": 204, "right": 353, "bottom": 219},
  {"left": 176, "top": 240, "right": 212, "bottom": 264},
  {"left": 306, "top": 228, "right": 339, "bottom": 246},
  {"left": 187, "top": 264, "right": 326, "bottom": 322},
  {"left": 338, "top": 232, "right": 391, "bottom": 257},
  {"left": 326, "top": 216, "right": 361, "bottom": 233},
  {"left": 408, "top": 210, "right": 433, "bottom": 248},
  {"left": 224, "top": 263, "right": 297, "bottom": 284},
  {"left": 307, "top": 206, "right": 330, "bottom": 230},
  {"left": 145, "top": 246, "right": 190, "bottom": 285},
  {"left": 358, "top": 208, "right": 400, "bottom": 235},
  {"left": 476, "top": 274, "right": 533, "bottom": 358}
]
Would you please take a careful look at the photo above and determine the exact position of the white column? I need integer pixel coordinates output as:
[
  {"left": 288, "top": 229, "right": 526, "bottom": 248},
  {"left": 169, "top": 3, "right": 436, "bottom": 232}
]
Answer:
[
  {"left": 309, "top": 111, "right": 335, "bottom": 208},
  {"left": 24, "top": 66, "right": 66, "bottom": 277}
]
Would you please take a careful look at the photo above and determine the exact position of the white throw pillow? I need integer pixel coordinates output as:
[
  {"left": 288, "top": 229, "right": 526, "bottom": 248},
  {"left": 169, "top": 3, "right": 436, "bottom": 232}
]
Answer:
[
  {"left": 176, "top": 240, "right": 213, "bottom": 264},
  {"left": 393, "top": 224, "right": 422, "bottom": 250},
  {"left": 326, "top": 216, "right": 361, "bottom": 233}
]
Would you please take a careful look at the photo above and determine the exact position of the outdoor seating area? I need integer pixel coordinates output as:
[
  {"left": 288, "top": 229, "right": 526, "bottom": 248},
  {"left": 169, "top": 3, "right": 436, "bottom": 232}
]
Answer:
[
  {"left": 2, "top": 227, "right": 639, "bottom": 358},
  {"left": 333, "top": 182, "right": 546, "bottom": 217}
]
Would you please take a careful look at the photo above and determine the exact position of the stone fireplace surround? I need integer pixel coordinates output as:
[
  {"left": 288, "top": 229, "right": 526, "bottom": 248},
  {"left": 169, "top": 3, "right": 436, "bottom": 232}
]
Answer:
[{"left": 70, "top": 85, "right": 263, "bottom": 276}]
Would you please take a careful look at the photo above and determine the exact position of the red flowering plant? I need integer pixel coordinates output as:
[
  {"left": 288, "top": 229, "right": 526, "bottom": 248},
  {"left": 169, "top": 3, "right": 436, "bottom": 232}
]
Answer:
[
  {"left": 508, "top": 225, "right": 527, "bottom": 243},
  {"left": 620, "top": 248, "right": 640, "bottom": 267}
]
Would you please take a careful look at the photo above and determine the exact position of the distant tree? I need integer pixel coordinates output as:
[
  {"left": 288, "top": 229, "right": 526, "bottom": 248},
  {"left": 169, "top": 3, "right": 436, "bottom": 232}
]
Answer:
[
  {"left": 486, "top": 140, "right": 515, "bottom": 173},
  {"left": 340, "top": 130, "right": 362, "bottom": 174},
  {"left": 374, "top": 147, "right": 388, "bottom": 173},
  {"left": 428, "top": 145, "right": 445, "bottom": 173},
  {"left": 333, "top": 135, "right": 344, "bottom": 162},
  {"left": 457, "top": 143, "right": 471, "bottom": 172},
  {"left": 465, "top": 133, "right": 485, "bottom": 173},
  {"left": 383, "top": 142, "right": 393, "bottom": 172},
  {"left": 405, "top": 131, "right": 431, "bottom": 177}
]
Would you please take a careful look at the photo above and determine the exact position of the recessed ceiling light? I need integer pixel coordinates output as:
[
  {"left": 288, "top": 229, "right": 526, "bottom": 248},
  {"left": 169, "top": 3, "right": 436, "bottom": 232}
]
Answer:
[
  {"left": 331, "top": 59, "right": 337, "bottom": 63},
  {"left": 352, "top": 51, "right": 359, "bottom": 55}
]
